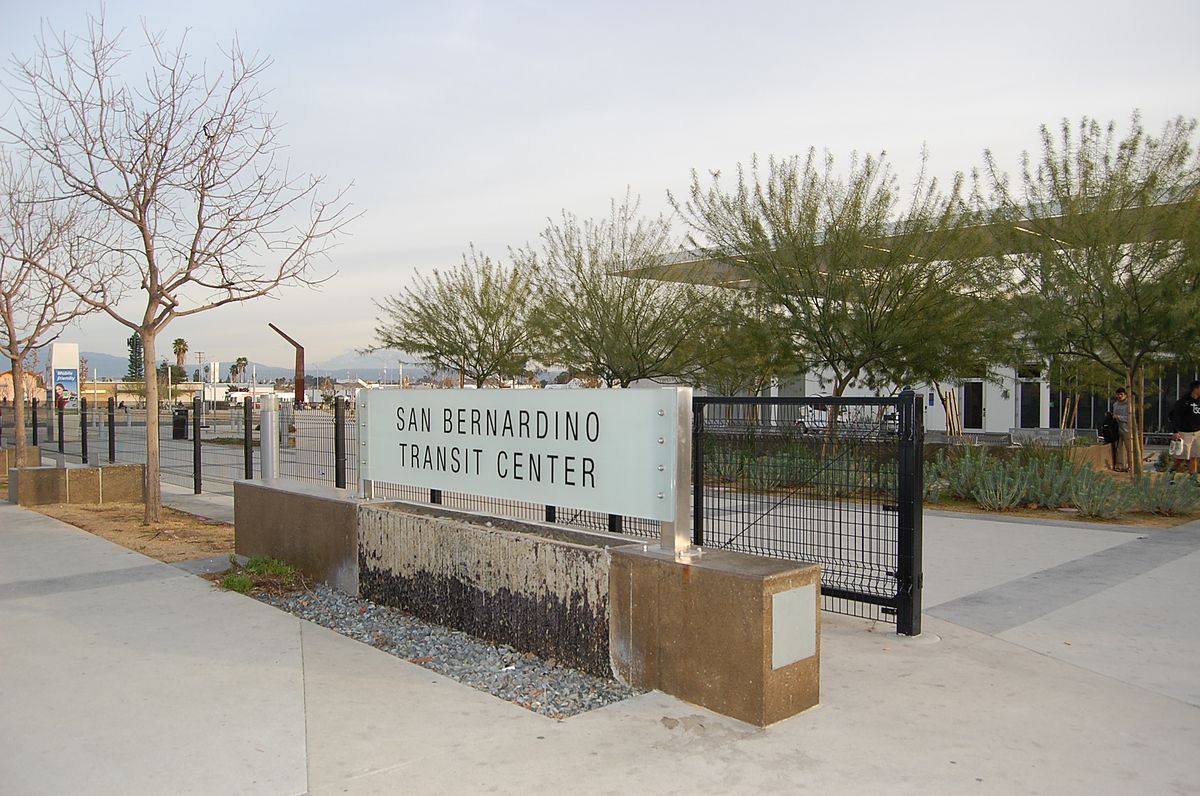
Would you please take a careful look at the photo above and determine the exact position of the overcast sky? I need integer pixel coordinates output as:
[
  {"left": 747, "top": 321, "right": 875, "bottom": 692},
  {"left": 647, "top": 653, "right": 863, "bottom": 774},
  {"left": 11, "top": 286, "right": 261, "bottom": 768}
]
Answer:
[{"left": 3, "top": 0, "right": 1198, "bottom": 370}]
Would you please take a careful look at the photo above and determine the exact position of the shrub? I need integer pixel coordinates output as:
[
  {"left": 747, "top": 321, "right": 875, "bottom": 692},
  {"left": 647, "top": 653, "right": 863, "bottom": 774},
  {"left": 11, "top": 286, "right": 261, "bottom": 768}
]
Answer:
[
  {"left": 710, "top": 447, "right": 746, "bottom": 482},
  {"left": 923, "top": 461, "right": 945, "bottom": 502},
  {"left": 941, "top": 444, "right": 991, "bottom": 500},
  {"left": 1014, "top": 440, "right": 1072, "bottom": 469},
  {"left": 971, "top": 461, "right": 1030, "bottom": 511},
  {"left": 745, "top": 455, "right": 786, "bottom": 490},
  {"left": 1129, "top": 475, "right": 1200, "bottom": 516},
  {"left": 1070, "top": 470, "right": 1134, "bottom": 519},
  {"left": 1023, "top": 459, "right": 1084, "bottom": 509}
]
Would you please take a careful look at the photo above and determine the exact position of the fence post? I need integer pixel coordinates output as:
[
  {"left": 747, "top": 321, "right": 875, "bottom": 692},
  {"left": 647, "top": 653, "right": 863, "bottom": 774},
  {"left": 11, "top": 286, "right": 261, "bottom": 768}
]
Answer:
[
  {"left": 243, "top": 396, "right": 253, "bottom": 480},
  {"left": 80, "top": 398, "right": 89, "bottom": 464},
  {"left": 544, "top": 505, "right": 556, "bottom": 523},
  {"left": 334, "top": 396, "right": 346, "bottom": 489},
  {"left": 107, "top": 398, "right": 116, "bottom": 463},
  {"left": 896, "top": 387, "right": 924, "bottom": 636},
  {"left": 608, "top": 514, "right": 623, "bottom": 534},
  {"left": 31, "top": 398, "right": 38, "bottom": 446},
  {"left": 192, "top": 396, "right": 202, "bottom": 494},
  {"left": 692, "top": 398, "right": 704, "bottom": 546},
  {"left": 430, "top": 489, "right": 442, "bottom": 504}
]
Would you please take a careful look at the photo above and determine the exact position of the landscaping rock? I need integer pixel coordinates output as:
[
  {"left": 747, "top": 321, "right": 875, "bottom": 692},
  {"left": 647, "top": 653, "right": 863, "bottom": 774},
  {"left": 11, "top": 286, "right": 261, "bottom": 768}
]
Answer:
[{"left": 256, "top": 583, "right": 641, "bottom": 719}]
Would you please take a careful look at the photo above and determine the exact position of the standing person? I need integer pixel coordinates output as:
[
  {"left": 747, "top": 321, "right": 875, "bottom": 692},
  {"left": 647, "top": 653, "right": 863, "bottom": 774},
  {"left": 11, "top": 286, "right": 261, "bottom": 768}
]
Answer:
[
  {"left": 1110, "top": 387, "right": 1132, "bottom": 472},
  {"left": 1168, "top": 380, "right": 1200, "bottom": 476}
]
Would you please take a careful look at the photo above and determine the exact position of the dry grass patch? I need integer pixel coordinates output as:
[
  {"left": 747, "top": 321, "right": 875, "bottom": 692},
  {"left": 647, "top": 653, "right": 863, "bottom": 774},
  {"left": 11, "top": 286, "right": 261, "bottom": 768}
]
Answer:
[{"left": 32, "top": 502, "right": 234, "bottom": 563}]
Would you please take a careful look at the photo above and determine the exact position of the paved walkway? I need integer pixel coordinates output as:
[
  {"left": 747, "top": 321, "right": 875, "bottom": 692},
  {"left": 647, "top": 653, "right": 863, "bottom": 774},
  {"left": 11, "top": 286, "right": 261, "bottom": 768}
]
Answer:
[{"left": 1, "top": 497, "right": 1198, "bottom": 794}]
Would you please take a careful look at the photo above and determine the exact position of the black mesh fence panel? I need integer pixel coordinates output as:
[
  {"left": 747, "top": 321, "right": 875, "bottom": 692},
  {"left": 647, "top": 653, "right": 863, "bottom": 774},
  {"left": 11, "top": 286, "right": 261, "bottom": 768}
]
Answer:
[{"left": 693, "top": 396, "right": 916, "bottom": 623}]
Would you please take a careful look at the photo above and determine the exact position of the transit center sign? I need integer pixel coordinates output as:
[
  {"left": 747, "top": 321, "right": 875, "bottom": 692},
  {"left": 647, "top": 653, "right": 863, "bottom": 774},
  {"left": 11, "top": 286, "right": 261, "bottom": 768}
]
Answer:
[{"left": 357, "top": 388, "right": 685, "bottom": 521}]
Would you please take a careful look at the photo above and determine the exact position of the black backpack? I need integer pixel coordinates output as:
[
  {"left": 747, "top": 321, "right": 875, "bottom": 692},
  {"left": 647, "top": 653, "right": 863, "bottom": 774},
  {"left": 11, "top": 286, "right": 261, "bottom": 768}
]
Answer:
[{"left": 1099, "top": 413, "right": 1119, "bottom": 444}]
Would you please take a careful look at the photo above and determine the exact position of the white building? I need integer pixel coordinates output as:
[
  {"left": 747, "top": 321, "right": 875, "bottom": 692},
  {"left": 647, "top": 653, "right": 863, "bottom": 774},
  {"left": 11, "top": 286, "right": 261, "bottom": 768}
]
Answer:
[{"left": 777, "top": 366, "right": 1050, "bottom": 436}]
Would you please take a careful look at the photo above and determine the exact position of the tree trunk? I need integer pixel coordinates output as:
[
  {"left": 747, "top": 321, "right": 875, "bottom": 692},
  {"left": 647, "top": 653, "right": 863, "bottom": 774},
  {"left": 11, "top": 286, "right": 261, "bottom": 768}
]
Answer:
[
  {"left": 1133, "top": 365, "right": 1146, "bottom": 481},
  {"left": 934, "top": 382, "right": 960, "bottom": 437},
  {"left": 11, "top": 355, "right": 27, "bottom": 463},
  {"left": 142, "top": 330, "right": 162, "bottom": 523},
  {"left": 824, "top": 376, "right": 850, "bottom": 455},
  {"left": 1125, "top": 367, "right": 1144, "bottom": 482}
]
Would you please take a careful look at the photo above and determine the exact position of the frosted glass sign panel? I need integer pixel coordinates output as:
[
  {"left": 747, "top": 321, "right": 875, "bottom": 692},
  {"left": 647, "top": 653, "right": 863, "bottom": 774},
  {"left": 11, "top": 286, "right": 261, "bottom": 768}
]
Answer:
[{"left": 358, "top": 389, "right": 683, "bottom": 521}]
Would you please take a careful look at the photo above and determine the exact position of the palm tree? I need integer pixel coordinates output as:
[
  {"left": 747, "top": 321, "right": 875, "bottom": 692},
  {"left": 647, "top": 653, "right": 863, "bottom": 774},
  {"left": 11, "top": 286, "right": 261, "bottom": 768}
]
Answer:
[
  {"left": 235, "top": 356, "right": 248, "bottom": 382},
  {"left": 172, "top": 337, "right": 189, "bottom": 369}
]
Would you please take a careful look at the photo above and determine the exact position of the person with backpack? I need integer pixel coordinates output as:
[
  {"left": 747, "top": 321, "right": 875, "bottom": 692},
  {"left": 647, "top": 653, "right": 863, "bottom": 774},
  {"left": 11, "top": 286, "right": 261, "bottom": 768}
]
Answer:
[
  {"left": 1168, "top": 380, "right": 1200, "bottom": 475},
  {"left": 1110, "top": 387, "right": 1132, "bottom": 472}
]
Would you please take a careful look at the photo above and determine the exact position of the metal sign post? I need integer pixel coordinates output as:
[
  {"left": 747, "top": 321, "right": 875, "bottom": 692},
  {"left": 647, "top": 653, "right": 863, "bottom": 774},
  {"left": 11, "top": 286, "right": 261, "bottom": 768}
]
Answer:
[{"left": 659, "top": 386, "right": 700, "bottom": 560}]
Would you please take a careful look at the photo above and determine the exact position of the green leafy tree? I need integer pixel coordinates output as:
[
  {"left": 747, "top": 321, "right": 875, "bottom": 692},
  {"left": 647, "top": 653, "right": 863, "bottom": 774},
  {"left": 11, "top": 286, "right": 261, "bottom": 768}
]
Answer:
[
  {"left": 126, "top": 333, "right": 144, "bottom": 380},
  {"left": 886, "top": 291, "right": 1014, "bottom": 436},
  {"left": 172, "top": 338, "right": 189, "bottom": 369},
  {"left": 672, "top": 151, "right": 990, "bottom": 406},
  {"left": 981, "top": 113, "right": 1200, "bottom": 474},
  {"left": 695, "top": 293, "right": 798, "bottom": 396},
  {"left": 228, "top": 356, "right": 249, "bottom": 383},
  {"left": 372, "top": 247, "right": 536, "bottom": 388},
  {"left": 516, "top": 194, "right": 718, "bottom": 387}
]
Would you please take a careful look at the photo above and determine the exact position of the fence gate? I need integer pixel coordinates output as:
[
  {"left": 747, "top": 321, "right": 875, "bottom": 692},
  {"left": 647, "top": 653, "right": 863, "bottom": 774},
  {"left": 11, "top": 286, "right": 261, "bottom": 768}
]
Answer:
[{"left": 692, "top": 389, "right": 923, "bottom": 634}]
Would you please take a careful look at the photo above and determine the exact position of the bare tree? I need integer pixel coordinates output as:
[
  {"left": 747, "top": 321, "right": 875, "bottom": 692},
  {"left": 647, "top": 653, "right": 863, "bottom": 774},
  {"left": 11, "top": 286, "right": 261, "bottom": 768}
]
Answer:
[
  {"left": 0, "top": 149, "right": 101, "bottom": 464},
  {"left": 516, "top": 194, "right": 718, "bottom": 387},
  {"left": 373, "top": 247, "right": 536, "bottom": 388},
  {"left": 5, "top": 15, "right": 354, "bottom": 521}
]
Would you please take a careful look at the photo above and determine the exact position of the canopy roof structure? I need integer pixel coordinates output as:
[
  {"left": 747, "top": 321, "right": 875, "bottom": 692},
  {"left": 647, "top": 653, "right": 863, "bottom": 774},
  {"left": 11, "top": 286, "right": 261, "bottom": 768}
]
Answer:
[{"left": 621, "top": 200, "right": 1198, "bottom": 288}]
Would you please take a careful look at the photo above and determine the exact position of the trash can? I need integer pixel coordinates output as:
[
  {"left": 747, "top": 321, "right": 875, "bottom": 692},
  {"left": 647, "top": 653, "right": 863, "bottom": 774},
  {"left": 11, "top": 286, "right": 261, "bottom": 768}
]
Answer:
[{"left": 172, "top": 407, "right": 189, "bottom": 440}]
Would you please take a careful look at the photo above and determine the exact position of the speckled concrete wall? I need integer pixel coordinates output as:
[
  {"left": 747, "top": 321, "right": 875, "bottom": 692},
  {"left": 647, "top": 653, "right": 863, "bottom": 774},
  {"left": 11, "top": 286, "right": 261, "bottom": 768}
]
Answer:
[{"left": 358, "top": 504, "right": 614, "bottom": 677}]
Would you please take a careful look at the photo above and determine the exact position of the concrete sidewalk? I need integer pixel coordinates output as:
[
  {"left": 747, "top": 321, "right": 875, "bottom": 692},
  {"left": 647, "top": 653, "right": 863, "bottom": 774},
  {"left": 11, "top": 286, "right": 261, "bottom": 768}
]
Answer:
[{"left": 2, "top": 502, "right": 1198, "bottom": 795}]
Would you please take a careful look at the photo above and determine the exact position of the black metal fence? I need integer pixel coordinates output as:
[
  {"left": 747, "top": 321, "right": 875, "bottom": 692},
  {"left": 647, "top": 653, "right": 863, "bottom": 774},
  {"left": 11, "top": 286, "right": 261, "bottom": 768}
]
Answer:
[
  {"left": 692, "top": 390, "right": 923, "bottom": 633},
  {"left": 9, "top": 390, "right": 924, "bottom": 633}
]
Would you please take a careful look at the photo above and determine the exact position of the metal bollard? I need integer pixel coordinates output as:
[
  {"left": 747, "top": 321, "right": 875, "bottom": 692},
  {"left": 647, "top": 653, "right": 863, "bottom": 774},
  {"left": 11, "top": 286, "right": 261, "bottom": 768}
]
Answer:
[
  {"left": 243, "top": 396, "right": 253, "bottom": 480},
  {"left": 192, "top": 396, "right": 202, "bottom": 494},
  {"left": 107, "top": 398, "right": 116, "bottom": 463},
  {"left": 334, "top": 396, "right": 346, "bottom": 489},
  {"left": 259, "top": 396, "right": 280, "bottom": 480},
  {"left": 80, "top": 398, "right": 89, "bottom": 464}
]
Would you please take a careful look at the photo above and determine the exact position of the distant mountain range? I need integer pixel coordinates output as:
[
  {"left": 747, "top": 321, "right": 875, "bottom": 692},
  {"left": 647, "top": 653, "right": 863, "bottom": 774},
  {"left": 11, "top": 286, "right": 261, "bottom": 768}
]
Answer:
[
  {"left": 5, "top": 348, "right": 433, "bottom": 383},
  {"left": 7, "top": 347, "right": 561, "bottom": 384}
]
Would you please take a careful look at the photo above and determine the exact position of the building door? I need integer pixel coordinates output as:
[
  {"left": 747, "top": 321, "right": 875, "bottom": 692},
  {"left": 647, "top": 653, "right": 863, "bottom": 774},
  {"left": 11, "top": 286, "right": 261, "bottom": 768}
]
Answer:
[
  {"left": 1019, "top": 381, "right": 1042, "bottom": 428},
  {"left": 962, "top": 381, "right": 984, "bottom": 430}
]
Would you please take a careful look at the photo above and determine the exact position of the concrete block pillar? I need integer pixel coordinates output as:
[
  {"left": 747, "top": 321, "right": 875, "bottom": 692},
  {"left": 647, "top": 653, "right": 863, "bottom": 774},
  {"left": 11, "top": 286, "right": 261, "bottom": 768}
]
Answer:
[{"left": 609, "top": 545, "right": 820, "bottom": 726}]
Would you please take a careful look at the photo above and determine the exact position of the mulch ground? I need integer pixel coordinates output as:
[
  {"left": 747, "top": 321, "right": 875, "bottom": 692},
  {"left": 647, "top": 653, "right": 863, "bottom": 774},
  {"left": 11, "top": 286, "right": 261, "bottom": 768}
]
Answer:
[{"left": 31, "top": 502, "right": 234, "bottom": 563}]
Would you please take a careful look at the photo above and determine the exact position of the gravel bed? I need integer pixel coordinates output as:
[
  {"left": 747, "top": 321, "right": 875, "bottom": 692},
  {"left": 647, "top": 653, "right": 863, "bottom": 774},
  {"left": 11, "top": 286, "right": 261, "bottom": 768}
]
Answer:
[{"left": 257, "top": 583, "right": 642, "bottom": 719}]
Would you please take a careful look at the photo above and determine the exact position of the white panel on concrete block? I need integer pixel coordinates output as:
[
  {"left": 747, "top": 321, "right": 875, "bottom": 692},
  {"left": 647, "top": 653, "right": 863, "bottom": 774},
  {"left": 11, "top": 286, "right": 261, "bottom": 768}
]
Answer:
[{"left": 772, "top": 585, "right": 816, "bottom": 669}]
